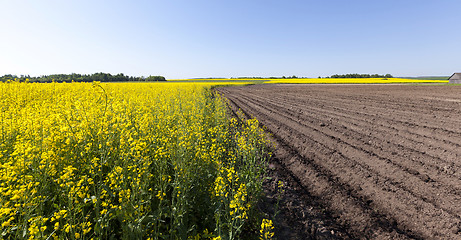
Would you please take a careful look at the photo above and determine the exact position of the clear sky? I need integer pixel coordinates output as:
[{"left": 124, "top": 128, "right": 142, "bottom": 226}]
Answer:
[{"left": 1, "top": 0, "right": 460, "bottom": 79}]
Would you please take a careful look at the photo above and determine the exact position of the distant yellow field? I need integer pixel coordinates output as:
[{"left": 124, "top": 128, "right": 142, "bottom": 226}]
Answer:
[
  {"left": 265, "top": 78, "right": 449, "bottom": 84},
  {"left": 168, "top": 78, "right": 449, "bottom": 84}
]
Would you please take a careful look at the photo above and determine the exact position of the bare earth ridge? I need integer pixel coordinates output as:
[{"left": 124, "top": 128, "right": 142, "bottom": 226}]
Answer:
[{"left": 218, "top": 84, "right": 461, "bottom": 239}]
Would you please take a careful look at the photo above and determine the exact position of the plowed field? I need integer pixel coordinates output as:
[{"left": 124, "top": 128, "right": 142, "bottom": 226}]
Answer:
[{"left": 218, "top": 84, "right": 461, "bottom": 239}]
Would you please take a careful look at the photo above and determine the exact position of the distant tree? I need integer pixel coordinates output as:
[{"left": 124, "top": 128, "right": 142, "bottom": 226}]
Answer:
[
  {"left": 145, "top": 76, "right": 166, "bottom": 82},
  {"left": 384, "top": 74, "right": 393, "bottom": 78}
]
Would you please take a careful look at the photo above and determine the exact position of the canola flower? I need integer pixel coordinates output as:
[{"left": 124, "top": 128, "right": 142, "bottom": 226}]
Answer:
[
  {"left": 0, "top": 81, "right": 270, "bottom": 239},
  {"left": 259, "top": 219, "right": 274, "bottom": 240}
]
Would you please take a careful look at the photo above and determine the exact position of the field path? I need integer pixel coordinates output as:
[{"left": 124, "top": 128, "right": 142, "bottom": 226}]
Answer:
[{"left": 218, "top": 84, "right": 461, "bottom": 239}]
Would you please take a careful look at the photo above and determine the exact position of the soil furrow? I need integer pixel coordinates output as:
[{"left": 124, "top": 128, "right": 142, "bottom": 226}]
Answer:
[
  {"left": 232, "top": 91, "right": 461, "bottom": 219},
  {"left": 251, "top": 91, "right": 461, "bottom": 173},
  {"left": 228, "top": 93, "right": 449, "bottom": 238},
  {"left": 226, "top": 96, "right": 419, "bottom": 239},
  {"left": 245, "top": 92, "right": 461, "bottom": 183},
  {"left": 262, "top": 92, "right": 461, "bottom": 149},
  {"left": 218, "top": 84, "right": 461, "bottom": 239}
]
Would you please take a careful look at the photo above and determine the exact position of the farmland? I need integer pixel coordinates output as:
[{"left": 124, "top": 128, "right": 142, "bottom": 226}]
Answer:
[
  {"left": 1, "top": 79, "right": 459, "bottom": 240},
  {"left": 219, "top": 84, "right": 461, "bottom": 239}
]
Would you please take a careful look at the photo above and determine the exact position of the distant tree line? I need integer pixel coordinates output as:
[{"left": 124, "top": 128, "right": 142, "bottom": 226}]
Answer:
[
  {"left": 231, "top": 74, "right": 394, "bottom": 79},
  {"left": 0, "top": 73, "right": 166, "bottom": 83},
  {"left": 231, "top": 75, "right": 300, "bottom": 79},
  {"left": 326, "top": 73, "right": 393, "bottom": 78}
]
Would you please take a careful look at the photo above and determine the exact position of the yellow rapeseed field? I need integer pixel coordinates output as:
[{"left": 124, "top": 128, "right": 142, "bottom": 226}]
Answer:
[
  {"left": 264, "top": 78, "right": 449, "bottom": 84},
  {"left": 0, "top": 81, "right": 271, "bottom": 240}
]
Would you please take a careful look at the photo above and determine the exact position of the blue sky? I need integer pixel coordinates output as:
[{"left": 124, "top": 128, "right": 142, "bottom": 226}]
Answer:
[{"left": 1, "top": 0, "right": 460, "bottom": 79}]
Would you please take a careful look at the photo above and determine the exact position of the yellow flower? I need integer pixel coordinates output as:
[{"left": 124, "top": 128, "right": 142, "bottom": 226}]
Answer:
[
  {"left": 1, "top": 220, "right": 10, "bottom": 228},
  {"left": 64, "top": 224, "right": 71, "bottom": 233},
  {"left": 259, "top": 219, "right": 274, "bottom": 240}
]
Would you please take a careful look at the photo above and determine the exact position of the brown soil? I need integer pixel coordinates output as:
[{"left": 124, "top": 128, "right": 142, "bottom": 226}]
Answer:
[{"left": 218, "top": 84, "right": 461, "bottom": 239}]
